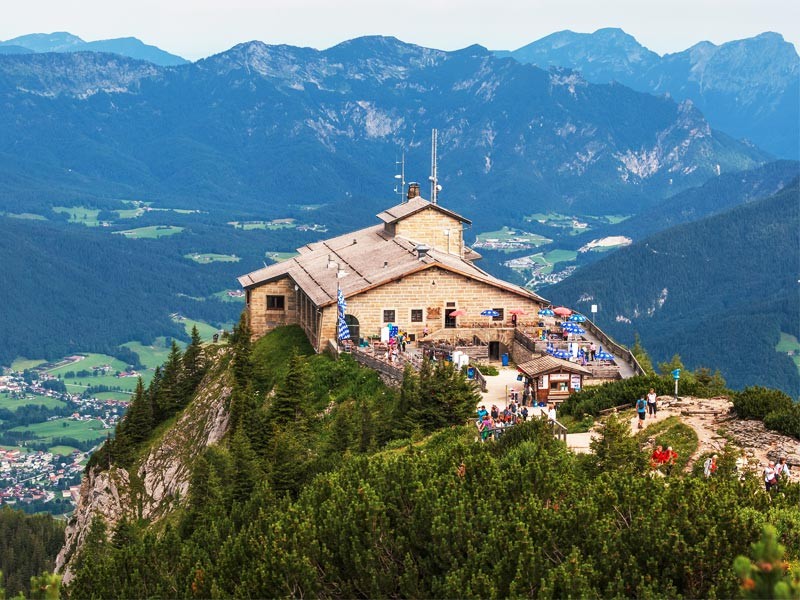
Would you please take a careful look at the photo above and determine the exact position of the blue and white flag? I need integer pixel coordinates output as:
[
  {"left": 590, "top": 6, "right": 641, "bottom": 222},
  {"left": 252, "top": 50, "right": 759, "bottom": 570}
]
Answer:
[{"left": 337, "top": 288, "right": 350, "bottom": 341}]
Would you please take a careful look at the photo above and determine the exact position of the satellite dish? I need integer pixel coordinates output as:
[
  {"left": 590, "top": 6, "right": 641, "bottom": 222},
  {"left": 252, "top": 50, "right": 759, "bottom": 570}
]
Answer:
[{"left": 436, "top": 184, "right": 443, "bottom": 191}]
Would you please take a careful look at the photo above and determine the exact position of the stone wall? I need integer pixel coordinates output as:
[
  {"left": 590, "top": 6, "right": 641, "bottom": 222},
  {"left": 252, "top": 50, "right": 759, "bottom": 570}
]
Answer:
[
  {"left": 318, "top": 266, "right": 544, "bottom": 344},
  {"left": 394, "top": 209, "right": 464, "bottom": 257},
  {"left": 247, "top": 277, "right": 298, "bottom": 337}
]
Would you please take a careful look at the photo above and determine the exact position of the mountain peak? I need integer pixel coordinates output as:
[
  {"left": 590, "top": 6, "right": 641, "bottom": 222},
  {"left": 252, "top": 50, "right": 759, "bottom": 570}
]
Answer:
[{"left": 0, "top": 31, "right": 85, "bottom": 52}]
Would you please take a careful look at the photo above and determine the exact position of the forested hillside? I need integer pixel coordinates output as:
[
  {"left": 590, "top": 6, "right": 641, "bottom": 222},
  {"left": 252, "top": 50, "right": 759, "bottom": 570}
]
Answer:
[
  {"left": 0, "top": 507, "right": 64, "bottom": 597},
  {"left": 60, "top": 326, "right": 800, "bottom": 598},
  {"left": 0, "top": 215, "right": 242, "bottom": 365},
  {"left": 546, "top": 181, "right": 800, "bottom": 395}
]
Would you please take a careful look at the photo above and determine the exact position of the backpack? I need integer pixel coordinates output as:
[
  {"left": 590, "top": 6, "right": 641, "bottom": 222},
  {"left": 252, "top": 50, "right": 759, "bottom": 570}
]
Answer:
[{"left": 636, "top": 398, "right": 646, "bottom": 411}]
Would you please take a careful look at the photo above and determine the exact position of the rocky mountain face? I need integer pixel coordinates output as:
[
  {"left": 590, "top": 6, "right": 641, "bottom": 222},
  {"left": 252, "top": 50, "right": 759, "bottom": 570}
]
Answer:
[
  {"left": 0, "top": 31, "right": 188, "bottom": 66},
  {"left": 56, "top": 347, "right": 232, "bottom": 583},
  {"left": 0, "top": 37, "right": 768, "bottom": 224},
  {"left": 498, "top": 30, "right": 799, "bottom": 158}
]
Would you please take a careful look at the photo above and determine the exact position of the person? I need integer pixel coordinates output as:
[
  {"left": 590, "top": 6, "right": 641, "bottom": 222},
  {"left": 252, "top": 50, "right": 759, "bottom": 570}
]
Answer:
[
  {"left": 477, "top": 405, "right": 488, "bottom": 420},
  {"left": 521, "top": 405, "right": 529, "bottom": 422},
  {"left": 651, "top": 445, "right": 666, "bottom": 468},
  {"left": 521, "top": 387, "right": 530, "bottom": 407},
  {"left": 491, "top": 405, "right": 499, "bottom": 420},
  {"left": 547, "top": 403, "right": 557, "bottom": 423},
  {"left": 764, "top": 461, "right": 777, "bottom": 492},
  {"left": 512, "top": 313, "right": 517, "bottom": 327},
  {"left": 777, "top": 456, "right": 791, "bottom": 479},
  {"left": 422, "top": 325, "right": 429, "bottom": 339},
  {"left": 664, "top": 446, "right": 678, "bottom": 474},
  {"left": 646, "top": 388, "right": 657, "bottom": 418},
  {"left": 703, "top": 454, "right": 718, "bottom": 478},
  {"left": 589, "top": 342, "right": 596, "bottom": 361},
  {"left": 636, "top": 396, "right": 647, "bottom": 429}
]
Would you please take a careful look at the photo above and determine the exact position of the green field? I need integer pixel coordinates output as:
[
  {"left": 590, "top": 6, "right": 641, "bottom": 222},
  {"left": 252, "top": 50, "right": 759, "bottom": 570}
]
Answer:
[
  {"left": 53, "top": 206, "right": 105, "bottom": 226},
  {"left": 506, "top": 248, "right": 578, "bottom": 275},
  {"left": 172, "top": 316, "right": 220, "bottom": 341},
  {"left": 114, "top": 225, "right": 184, "bottom": 239},
  {"left": 2, "top": 212, "right": 48, "bottom": 221},
  {"left": 228, "top": 219, "right": 296, "bottom": 230},
  {"left": 93, "top": 391, "right": 132, "bottom": 401},
  {"left": 46, "top": 353, "right": 128, "bottom": 377},
  {"left": 10, "top": 357, "right": 46, "bottom": 371},
  {"left": 213, "top": 290, "right": 246, "bottom": 303},
  {"left": 474, "top": 227, "right": 552, "bottom": 252},
  {"left": 185, "top": 253, "right": 240, "bottom": 264},
  {"left": 122, "top": 338, "right": 174, "bottom": 369},
  {"left": 265, "top": 251, "right": 299, "bottom": 263},
  {"left": 544, "top": 249, "right": 578, "bottom": 263},
  {"left": 0, "top": 393, "right": 67, "bottom": 411},
  {"left": 603, "top": 214, "right": 631, "bottom": 224},
  {"left": 776, "top": 332, "right": 800, "bottom": 372},
  {"left": 49, "top": 445, "right": 80, "bottom": 456},
  {"left": 9, "top": 418, "right": 111, "bottom": 443},
  {"left": 115, "top": 207, "right": 146, "bottom": 219}
]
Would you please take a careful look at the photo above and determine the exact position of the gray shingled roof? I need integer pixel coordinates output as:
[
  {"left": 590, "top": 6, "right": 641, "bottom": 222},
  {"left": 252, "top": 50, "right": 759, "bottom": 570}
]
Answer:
[
  {"left": 238, "top": 201, "right": 545, "bottom": 308},
  {"left": 517, "top": 355, "right": 592, "bottom": 377}
]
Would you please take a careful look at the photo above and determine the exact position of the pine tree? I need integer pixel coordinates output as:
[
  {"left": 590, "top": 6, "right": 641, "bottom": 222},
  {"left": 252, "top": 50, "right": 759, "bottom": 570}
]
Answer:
[
  {"left": 156, "top": 341, "right": 184, "bottom": 418},
  {"left": 631, "top": 333, "right": 655, "bottom": 375},
  {"left": 231, "top": 313, "right": 253, "bottom": 389},
  {"left": 125, "top": 378, "right": 153, "bottom": 446},
  {"left": 182, "top": 325, "right": 206, "bottom": 399},
  {"left": 269, "top": 351, "right": 311, "bottom": 426},
  {"left": 734, "top": 525, "right": 800, "bottom": 599}
]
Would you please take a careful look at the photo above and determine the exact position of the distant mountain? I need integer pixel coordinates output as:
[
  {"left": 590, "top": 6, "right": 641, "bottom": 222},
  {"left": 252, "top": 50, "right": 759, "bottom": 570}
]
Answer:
[
  {"left": 578, "top": 159, "right": 800, "bottom": 243},
  {"left": 497, "top": 30, "right": 799, "bottom": 158},
  {"left": 0, "top": 31, "right": 188, "bottom": 66},
  {"left": 546, "top": 180, "right": 800, "bottom": 395},
  {"left": 0, "top": 45, "right": 33, "bottom": 55},
  {"left": 0, "top": 37, "right": 768, "bottom": 228}
]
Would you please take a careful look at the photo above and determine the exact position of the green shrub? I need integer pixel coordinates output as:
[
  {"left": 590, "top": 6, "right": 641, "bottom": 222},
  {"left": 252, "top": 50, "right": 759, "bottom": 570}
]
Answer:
[
  {"left": 732, "top": 387, "right": 794, "bottom": 420},
  {"left": 763, "top": 405, "right": 800, "bottom": 440},
  {"left": 472, "top": 363, "right": 499, "bottom": 376}
]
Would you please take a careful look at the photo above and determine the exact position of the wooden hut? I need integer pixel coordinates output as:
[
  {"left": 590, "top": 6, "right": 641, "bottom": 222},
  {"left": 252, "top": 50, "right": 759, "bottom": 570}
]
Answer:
[{"left": 517, "top": 355, "right": 592, "bottom": 404}]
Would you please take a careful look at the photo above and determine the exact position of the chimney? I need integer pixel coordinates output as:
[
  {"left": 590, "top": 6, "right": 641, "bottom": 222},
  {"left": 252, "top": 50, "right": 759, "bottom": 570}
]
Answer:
[
  {"left": 415, "top": 244, "right": 430, "bottom": 260},
  {"left": 407, "top": 182, "right": 421, "bottom": 200}
]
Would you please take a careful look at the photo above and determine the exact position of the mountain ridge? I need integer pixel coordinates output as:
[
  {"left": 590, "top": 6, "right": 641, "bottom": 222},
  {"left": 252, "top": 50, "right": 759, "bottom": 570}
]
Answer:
[
  {"left": 497, "top": 29, "right": 799, "bottom": 158},
  {"left": 0, "top": 31, "right": 188, "bottom": 66}
]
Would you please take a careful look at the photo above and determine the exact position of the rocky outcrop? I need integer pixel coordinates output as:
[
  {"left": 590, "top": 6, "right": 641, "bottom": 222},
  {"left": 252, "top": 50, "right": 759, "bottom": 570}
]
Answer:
[
  {"left": 56, "top": 348, "right": 232, "bottom": 584},
  {"left": 724, "top": 419, "right": 800, "bottom": 468}
]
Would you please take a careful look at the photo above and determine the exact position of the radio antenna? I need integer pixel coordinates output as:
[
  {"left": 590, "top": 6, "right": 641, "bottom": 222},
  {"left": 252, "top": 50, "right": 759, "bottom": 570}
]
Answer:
[{"left": 394, "top": 150, "right": 406, "bottom": 203}]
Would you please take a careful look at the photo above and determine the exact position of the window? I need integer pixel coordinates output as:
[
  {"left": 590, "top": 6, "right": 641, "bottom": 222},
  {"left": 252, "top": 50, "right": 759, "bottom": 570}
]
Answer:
[
  {"left": 267, "top": 295, "right": 285, "bottom": 310},
  {"left": 411, "top": 309, "right": 423, "bottom": 322},
  {"left": 383, "top": 309, "right": 396, "bottom": 323},
  {"left": 493, "top": 308, "right": 504, "bottom": 322}
]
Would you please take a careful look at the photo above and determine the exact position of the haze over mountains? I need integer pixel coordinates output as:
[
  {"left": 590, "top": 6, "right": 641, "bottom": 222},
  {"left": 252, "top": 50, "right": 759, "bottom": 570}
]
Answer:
[
  {"left": 0, "top": 36, "right": 768, "bottom": 225},
  {"left": 0, "top": 31, "right": 187, "bottom": 66},
  {"left": 496, "top": 28, "right": 800, "bottom": 158}
]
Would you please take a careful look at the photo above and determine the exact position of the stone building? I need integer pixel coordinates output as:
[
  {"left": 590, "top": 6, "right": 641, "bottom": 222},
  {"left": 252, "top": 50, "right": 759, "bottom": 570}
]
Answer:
[{"left": 238, "top": 187, "right": 547, "bottom": 353}]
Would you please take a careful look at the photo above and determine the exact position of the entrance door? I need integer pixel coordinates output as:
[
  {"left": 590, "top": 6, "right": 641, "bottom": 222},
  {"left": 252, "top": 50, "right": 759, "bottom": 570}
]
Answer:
[
  {"left": 488, "top": 341, "right": 500, "bottom": 360},
  {"left": 444, "top": 303, "right": 457, "bottom": 329},
  {"left": 344, "top": 315, "right": 359, "bottom": 343}
]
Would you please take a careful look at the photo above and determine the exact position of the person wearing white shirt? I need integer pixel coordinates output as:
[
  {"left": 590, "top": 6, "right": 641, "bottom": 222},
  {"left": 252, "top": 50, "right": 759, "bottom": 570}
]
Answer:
[{"left": 547, "top": 403, "right": 557, "bottom": 423}]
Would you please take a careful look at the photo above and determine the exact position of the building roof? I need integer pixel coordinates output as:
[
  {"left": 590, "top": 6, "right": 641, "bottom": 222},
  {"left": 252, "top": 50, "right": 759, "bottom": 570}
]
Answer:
[
  {"left": 376, "top": 196, "right": 472, "bottom": 225},
  {"left": 517, "top": 355, "right": 592, "bottom": 377},
  {"left": 239, "top": 225, "right": 547, "bottom": 309}
]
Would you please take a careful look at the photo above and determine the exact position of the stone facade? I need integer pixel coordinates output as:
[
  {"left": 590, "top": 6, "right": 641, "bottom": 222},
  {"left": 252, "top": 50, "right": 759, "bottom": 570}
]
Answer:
[
  {"left": 392, "top": 210, "right": 464, "bottom": 257},
  {"left": 317, "top": 266, "right": 543, "bottom": 349},
  {"left": 247, "top": 277, "right": 298, "bottom": 338}
]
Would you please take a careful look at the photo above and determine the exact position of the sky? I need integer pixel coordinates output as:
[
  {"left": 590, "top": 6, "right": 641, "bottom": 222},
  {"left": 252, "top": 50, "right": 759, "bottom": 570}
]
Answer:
[{"left": 1, "top": 0, "right": 798, "bottom": 61}]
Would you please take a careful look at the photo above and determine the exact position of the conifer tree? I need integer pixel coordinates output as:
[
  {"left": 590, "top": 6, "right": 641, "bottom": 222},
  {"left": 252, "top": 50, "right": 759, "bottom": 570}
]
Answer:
[
  {"left": 734, "top": 525, "right": 800, "bottom": 599},
  {"left": 590, "top": 413, "right": 646, "bottom": 472},
  {"left": 231, "top": 313, "right": 253, "bottom": 389},
  {"left": 156, "top": 341, "right": 184, "bottom": 418},
  {"left": 125, "top": 378, "right": 153, "bottom": 446},
  {"left": 182, "top": 325, "right": 206, "bottom": 399},
  {"left": 631, "top": 333, "right": 655, "bottom": 375},
  {"left": 230, "top": 429, "right": 258, "bottom": 504},
  {"left": 269, "top": 351, "right": 311, "bottom": 426}
]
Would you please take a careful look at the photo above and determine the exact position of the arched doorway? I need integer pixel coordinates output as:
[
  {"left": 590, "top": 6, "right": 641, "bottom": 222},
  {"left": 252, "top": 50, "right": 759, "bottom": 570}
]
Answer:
[{"left": 344, "top": 314, "right": 360, "bottom": 342}]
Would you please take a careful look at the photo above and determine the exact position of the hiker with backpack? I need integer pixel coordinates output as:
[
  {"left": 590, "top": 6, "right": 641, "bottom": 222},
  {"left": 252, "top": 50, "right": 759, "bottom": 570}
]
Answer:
[{"left": 636, "top": 396, "right": 647, "bottom": 429}]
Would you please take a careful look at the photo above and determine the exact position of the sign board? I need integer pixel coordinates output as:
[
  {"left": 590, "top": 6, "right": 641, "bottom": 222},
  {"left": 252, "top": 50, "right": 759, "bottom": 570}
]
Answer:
[
  {"left": 672, "top": 368, "right": 681, "bottom": 380},
  {"left": 550, "top": 373, "right": 569, "bottom": 382},
  {"left": 539, "top": 374, "right": 549, "bottom": 388},
  {"left": 571, "top": 374, "right": 582, "bottom": 390},
  {"left": 591, "top": 304, "right": 598, "bottom": 314}
]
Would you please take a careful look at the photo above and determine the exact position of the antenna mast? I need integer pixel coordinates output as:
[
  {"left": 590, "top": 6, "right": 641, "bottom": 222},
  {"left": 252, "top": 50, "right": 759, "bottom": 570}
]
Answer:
[
  {"left": 394, "top": 150, "right": 406, "bottom": 203},
  {"left": 429, "top": 129, "right": 438, "bottom": 204}
]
